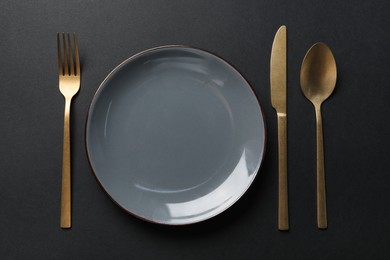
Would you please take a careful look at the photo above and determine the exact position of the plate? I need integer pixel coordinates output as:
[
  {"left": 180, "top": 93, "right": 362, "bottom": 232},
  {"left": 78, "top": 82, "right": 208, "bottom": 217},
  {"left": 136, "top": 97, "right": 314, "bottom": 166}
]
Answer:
[{"left": 86, "top": 46, "right": 266, "bottom": 225}]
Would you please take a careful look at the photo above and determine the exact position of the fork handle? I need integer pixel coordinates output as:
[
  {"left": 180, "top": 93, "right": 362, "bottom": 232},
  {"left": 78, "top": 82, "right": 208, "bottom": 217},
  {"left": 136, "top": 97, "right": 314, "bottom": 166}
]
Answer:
[
  {"left": 277, "top": 113, "right": 289, "bottom": 231},
  {"left": 61, "top": 98, "right": 71, "bottom": 228}
]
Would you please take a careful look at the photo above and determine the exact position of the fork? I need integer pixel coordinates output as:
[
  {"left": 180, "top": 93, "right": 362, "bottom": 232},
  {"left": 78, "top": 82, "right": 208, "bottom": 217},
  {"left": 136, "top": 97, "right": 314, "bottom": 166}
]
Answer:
[{"left": 57, "top": 32, "right": 80, "bottom": 228}]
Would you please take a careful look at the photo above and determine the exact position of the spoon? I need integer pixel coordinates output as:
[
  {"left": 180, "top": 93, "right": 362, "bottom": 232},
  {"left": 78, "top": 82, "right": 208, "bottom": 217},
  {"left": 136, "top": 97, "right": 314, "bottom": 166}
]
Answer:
[{"left": 300, "top": 43, "right": 337, "bottom": 229}]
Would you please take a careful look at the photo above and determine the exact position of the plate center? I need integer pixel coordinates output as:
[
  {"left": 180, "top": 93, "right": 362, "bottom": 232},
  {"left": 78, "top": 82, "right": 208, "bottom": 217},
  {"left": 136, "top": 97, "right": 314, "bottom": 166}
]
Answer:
[{"left": 105, "top": 71, "right": 235, "bottom": 193}]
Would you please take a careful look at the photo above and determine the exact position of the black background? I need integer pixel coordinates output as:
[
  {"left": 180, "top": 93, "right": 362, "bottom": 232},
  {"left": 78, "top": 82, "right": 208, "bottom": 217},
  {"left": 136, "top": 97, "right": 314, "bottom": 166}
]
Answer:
[{"left": 1, "top": 0, "right": 390, "bottom": 259}]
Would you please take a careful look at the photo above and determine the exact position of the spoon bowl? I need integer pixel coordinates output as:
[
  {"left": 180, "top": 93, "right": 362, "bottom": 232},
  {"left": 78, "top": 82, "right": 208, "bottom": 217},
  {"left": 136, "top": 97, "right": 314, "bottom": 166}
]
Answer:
[
  {"left": 300, "top": 43, "right": 337, "bottom": 106},
  {"left": 300, "top": 42, "right": 337, "bottom": 229}
]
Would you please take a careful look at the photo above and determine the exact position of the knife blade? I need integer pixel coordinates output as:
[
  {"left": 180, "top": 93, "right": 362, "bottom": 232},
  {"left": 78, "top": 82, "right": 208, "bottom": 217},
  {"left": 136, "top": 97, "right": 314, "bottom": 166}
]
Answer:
[{"left": 270, "top": 25, "right": 288, "bottom": 231}]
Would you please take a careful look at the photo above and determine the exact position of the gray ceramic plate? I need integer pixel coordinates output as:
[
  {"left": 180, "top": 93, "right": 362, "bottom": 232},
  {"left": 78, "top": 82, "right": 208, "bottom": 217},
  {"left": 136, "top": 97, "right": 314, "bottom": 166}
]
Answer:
[{"left": 86, "top": 46, "right": 265, "bottom": 225}]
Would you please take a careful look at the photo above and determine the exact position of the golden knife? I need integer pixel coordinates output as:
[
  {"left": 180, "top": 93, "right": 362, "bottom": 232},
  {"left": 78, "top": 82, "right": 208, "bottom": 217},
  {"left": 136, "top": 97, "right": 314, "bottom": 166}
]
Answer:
[{"left": 270, "top": 25, "right": 288, "bottom": 231}]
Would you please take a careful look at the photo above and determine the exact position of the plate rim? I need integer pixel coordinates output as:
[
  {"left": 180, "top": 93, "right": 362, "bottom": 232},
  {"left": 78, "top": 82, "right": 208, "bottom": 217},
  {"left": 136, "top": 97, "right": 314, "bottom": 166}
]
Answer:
[{"left": 85, "top": 45, "right": 267, "bottom": 225}]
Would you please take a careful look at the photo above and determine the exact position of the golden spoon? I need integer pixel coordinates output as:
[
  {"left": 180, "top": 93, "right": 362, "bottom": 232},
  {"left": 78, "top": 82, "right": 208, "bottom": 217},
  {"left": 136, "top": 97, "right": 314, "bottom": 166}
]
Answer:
[{"left": 300, "top": 43, "right": 337, "bottom": 229}]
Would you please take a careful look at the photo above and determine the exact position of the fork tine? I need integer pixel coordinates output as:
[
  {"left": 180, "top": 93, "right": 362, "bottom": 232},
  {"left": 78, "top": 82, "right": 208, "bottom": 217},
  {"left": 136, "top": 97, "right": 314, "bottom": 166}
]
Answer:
[
  {"left": 62, "top": 33, "right": 69, "bottom": 75},
  {"left": 73, "top": 33, "right": 80, "bottom": 76},
  {"left": 57, "top": 33, "right": 63, "bottom": 75},
  {"left": 67, "top": 33, "right": 75, "bottom": 75}
]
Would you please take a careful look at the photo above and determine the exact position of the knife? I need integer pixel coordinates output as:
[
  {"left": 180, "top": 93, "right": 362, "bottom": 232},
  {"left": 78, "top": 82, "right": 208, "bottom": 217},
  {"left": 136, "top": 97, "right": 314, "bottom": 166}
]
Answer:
[{"left": 270, "top": 25, "right": 288, "bottom": 231}]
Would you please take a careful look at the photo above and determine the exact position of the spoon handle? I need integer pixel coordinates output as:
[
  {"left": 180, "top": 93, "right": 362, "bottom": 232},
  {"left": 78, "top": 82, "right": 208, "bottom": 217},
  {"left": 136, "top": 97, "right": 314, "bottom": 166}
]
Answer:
[
  {"left": 315, "top": 105, "right": 327, "bottom": 229},
  {"left": 277, "top": 113, "right": 289, "bottom": 230}
]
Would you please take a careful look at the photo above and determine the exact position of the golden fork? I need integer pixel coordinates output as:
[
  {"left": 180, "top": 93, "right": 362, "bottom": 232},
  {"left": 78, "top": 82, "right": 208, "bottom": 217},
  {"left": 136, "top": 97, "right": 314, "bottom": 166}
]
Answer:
[{"left": 57, "top": 32, "right": 80, "bottom": 229}]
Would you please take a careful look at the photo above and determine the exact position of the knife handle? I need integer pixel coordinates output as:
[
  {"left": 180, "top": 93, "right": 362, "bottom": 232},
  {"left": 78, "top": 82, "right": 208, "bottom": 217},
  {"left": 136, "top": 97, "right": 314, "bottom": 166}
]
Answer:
[{"left": 277, "top": 113, "right": 289, "bottom": 231}]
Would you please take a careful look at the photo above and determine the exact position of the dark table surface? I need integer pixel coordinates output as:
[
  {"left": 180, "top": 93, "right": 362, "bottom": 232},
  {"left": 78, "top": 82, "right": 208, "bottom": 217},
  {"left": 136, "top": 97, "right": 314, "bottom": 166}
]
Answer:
[{"left": 1, "top": 0, "right": 390, "bottom": 259}]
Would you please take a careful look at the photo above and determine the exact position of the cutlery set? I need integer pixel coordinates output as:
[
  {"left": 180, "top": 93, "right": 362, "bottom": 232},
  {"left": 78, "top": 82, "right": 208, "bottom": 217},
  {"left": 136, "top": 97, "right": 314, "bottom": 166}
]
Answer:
[
  {"left": 57, "top": 27, "right": 336, "bottom": 229},
  {"left": 270, "top": 26, "right": 337, "bottom": 230}
]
